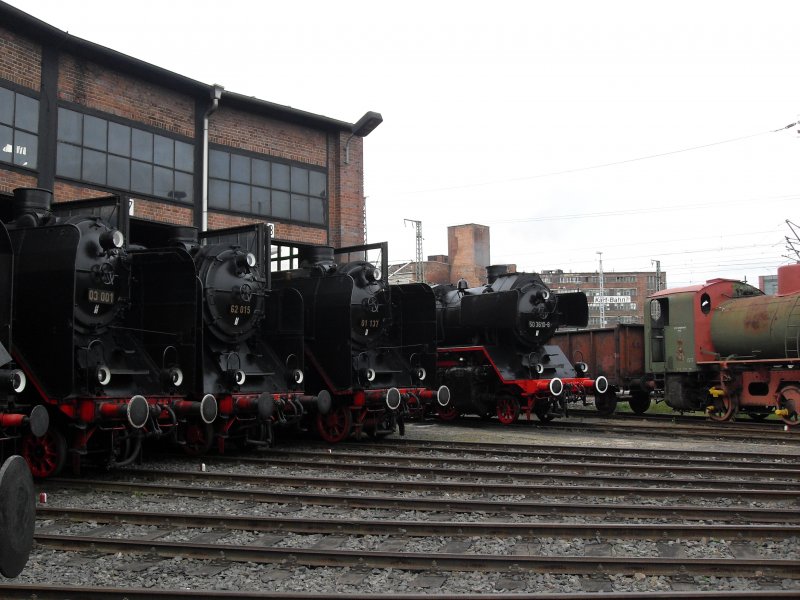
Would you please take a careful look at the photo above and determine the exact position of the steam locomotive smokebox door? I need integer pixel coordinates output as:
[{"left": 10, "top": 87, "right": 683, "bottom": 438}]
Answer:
[
  {"left": 461, "top": 291, "right": 519, "bottom": 329},
  {"left": 10, "top": 225, "right": 80, "bottom": 398}
]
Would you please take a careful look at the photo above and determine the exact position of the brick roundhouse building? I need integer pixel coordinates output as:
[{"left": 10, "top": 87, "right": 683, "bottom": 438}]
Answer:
[{"left": 0, "top": 2, "right": 380, "bottom": 247}]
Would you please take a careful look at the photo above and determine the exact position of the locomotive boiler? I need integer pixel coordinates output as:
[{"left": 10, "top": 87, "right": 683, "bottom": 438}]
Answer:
[
  {"left": 271, "top": 241, "right": 449, "bottom": 442},
  {"left": 434, "top": 265, "right": 608, "bottom": 423},
  {"left": 2, "top": 188, "right": 213, "bottom": 476},
  {"left": 646, "top": 264, "right": 800, "bottom": 425},
  {"left": 129, "top": 220, "right": 329, "bottom": 452}
]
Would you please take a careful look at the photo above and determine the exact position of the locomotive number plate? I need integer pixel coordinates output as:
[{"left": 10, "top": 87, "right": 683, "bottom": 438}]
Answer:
[
  {"left": 360, "top": 319, "right": 380, "bottom": 329},
  {"left": 88, "top": 288, "right": 115, "bottom": 305},
  {"left": 528, "top": 320, "right": 551, "bottom": 328},
  {"left": 230, "top": 304, "right": 252, "bottom": 315}
]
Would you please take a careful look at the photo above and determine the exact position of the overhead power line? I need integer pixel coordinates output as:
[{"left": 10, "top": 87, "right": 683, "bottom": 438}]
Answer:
[{"left": 394, "top": 120, "right": 797, "bottom": 196}]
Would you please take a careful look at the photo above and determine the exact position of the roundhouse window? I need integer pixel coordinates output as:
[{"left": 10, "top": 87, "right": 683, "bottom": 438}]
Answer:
[
  {"left": 0, "top": 86, "right": 39, "bottom": 169},
  {"left": 56, "top": 107, "right": 194, "bottom": 204},
  {"left": 208, "top": 147, "right": 327, "bottom": 227}
]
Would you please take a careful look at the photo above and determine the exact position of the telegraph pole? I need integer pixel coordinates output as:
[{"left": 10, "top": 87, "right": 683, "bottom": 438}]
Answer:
[
  {"left": 651, "top": 259, "right": 661, "bottom": 291},
  {"left": 404, "top": 218, "right": 424, "bottom": 283},
  {"left": 597, "top": 251, "right": 606, "bottom": 327}
]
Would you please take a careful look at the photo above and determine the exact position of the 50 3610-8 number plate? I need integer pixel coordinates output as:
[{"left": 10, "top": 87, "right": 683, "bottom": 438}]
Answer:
[{"left": 528, "top": 321, "right": 551, "bottom": 328}]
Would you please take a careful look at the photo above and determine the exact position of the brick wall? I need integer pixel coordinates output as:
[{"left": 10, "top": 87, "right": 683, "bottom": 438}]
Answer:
[
  {"left": 0, "top": 29, "right": 40, "bottom": 90},
  {"left": 331, "top": 132, "right": 365, "bottom": 248},
  {"left": 59, "top": 55, "right": 195, "bottom": 137},
  {"left": 0, "top": 172, "right": 37, "bottom": 194},
  {"left": 0, "top": 20, "right": 367, "bottom": 248},
  {"left": 448, "top": 224, "right": 490, "bottom": 286},
  {"left": 423, "top": 260, "right": 451, "bottom": 285},
  {"left": 210, "top": 107, "right": 326, "bottom": 165}
]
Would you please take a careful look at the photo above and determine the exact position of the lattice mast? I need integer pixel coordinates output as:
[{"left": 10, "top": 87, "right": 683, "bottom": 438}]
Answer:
[{"left": 404, "top": 219, "right": 424, "bottom": 283}]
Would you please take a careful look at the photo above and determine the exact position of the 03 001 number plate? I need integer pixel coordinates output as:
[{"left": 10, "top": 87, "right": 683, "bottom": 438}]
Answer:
[{"left": 88, "top": 288, "right": 114, "bottom": 304}]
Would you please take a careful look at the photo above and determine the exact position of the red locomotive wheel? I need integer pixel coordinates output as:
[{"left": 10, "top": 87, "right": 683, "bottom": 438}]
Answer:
[
  {"left": 316, "top": 405, "right": 352, "bottom": 443},
  {"left": 437, "top": 404, "right": 460, "bottom": 421},
  {"left": 778, "top": 386, "right": 800, "bottom": 427},
  {"left": 707, "top": 393, "right": 737, "bottom": 422},
  {"left": 496, "top": 395, "right": 520, "bottom": 425},
  {"left": 21, "top": 430, "right": 67, "bottom": 478},
  {"left": 183, "top": 422, "right": 214, "bottom": 456}
]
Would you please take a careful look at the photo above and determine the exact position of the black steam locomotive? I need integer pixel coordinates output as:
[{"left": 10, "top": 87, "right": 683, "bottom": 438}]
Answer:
[
  {"left": 0, "top": 218, "right": 38, "bottom": 580},
  {"left": 434, "top": 266, "right": 608, "bottom": 423},
  {"left": 1, "top": 188, "right": 214, "bottom": 476},
  {"left": 271, "top": 241, "right": 449, "bottom": 442},
  {"left": 129, "top": 220, "right": 330, "bottom": 453}
]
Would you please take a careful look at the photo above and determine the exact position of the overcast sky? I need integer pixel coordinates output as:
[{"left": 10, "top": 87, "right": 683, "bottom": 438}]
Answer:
[{"left": 8, "top": 0, "right": 800, "bottom": 287}]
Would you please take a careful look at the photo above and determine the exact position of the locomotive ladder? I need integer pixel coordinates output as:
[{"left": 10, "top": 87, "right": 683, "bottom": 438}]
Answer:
[{"left": 785, "top": 302, "right": 800, "bottom": 359}]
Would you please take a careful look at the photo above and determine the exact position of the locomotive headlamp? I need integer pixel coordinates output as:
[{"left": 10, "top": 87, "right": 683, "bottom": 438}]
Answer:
[
  {"left": 575, "top": 362, "right": 588, "bottom": 374},
  {"left": 534, "top": 363, "right": 545, "bottom": 375},
  {"left": 170, "top": 367, "right": 184, "bottom": 387},
  {"left": 236, "top": 253, "right": 257, "bottom": 270},
  {"left": 365, "top": 267, "right": 381, "bottom": 282},
  {"left": 531, "top": 289, "right": 550, "bottom": 303},
  {"left": 234, "top": 370, "right": 246, "bottom": 385},
  {"left": 415, "top": 367, "right": 427, "bottom": 381},
  {"left": 292, "top": 369, "right": 304, "bottom": 384},
  {"left": 361, "top": 368, "right": 376, "bottom": 382},
  {"left": 160, "top": 366, "right": 183, "bottom": 389},
  {"left": 95, "top": 364, "right": 112, "bottom": 386},
  {"left": 7, "top": 369, "right": 26, "bottom": 393},
  {"left": 99, "top": 229, "right": 124, "bottom": 251}
]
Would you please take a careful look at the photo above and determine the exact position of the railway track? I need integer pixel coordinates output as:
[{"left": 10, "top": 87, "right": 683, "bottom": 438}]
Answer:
[
  {"left": 4, "top": 431, "right": 799, "bottom": 596},
  {"left": 443, "top": 414, "right": 800, "bottom": 444},
  {"left": 1, "top": 588, "right": 799, "bottom": 599}
]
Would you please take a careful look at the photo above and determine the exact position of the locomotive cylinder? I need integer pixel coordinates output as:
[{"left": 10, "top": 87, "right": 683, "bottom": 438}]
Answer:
[{"left": 710, "top": 294, "right": 800, "bottom": 360}]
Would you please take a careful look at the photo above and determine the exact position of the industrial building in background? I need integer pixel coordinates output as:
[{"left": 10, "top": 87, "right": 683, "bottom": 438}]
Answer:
[
  {"left": 541, "top": 270, "right": 666, "bottom": 327},
  {"left": 390, "top": 222, "right": 667, "bottom": 326},
  {"left": 0, "top": 2, "right": 379, "bottom": 249}
]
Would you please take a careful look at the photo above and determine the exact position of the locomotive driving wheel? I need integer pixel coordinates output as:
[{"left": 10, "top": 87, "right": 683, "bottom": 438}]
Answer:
[
  {"left": 707, "top": 392, "right": 737, "bottom": 422},
  {"left": 316, "top": 404, "right": 352, "bottom": 443},
  {"left": 183, "top": 422, "right": 214, "bottom": 456},
  {"left": 22, "top": 429, "right": 67, "bottom": 478},
  {"left": 437, "top": 403, "right": 460, "bottom": 421},
  {"left": 778, "top": 385, "right": 800, "bottom": 427},
  {"left": 496, "top": 394, "right": 520, "bottom": 425}
]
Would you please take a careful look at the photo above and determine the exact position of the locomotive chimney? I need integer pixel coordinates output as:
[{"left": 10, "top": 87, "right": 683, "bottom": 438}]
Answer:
[
  {"left": 12, "top": 187, "right": 53, "bottom": 226},
  {"left": 299, "top": 246, "right": 337, "bottom": 273},
  {"left": 486, "top": 265, "right": 508, "bottom": 284},
  {"left": 166, "top": 225, "right": 199, "bottom": 250},
  {"left": 777, "top": 264, "right": 800, "bottom": 295}
]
